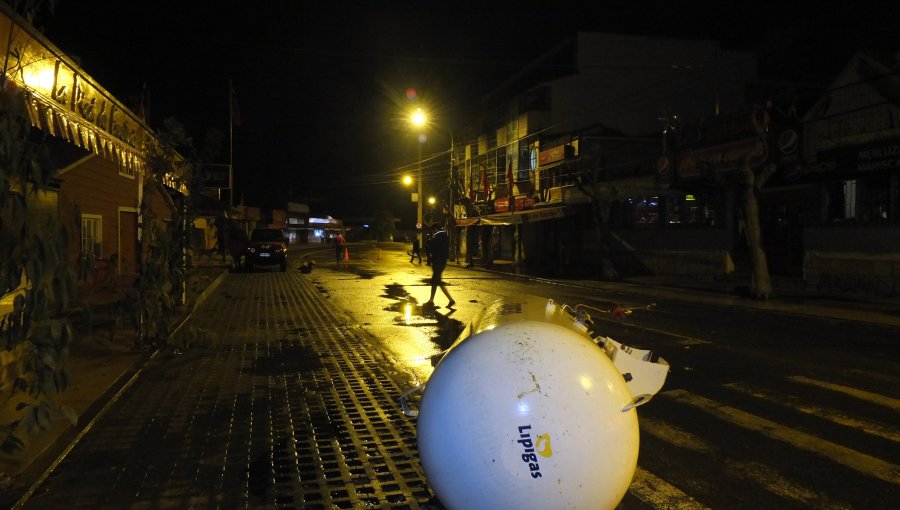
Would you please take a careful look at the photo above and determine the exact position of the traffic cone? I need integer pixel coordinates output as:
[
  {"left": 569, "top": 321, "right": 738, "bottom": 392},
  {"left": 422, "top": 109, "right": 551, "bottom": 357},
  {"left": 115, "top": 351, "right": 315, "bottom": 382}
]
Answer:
[{"left": 344, "top": 247, "right": 349, "bottom": 261}]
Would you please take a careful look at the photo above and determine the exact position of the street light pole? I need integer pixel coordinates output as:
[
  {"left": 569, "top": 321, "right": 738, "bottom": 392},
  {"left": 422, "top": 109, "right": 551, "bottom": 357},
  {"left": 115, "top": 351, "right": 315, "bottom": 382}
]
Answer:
[
  {"left": 417, "top": 141, "right": 423, "bottom": 248},
  {"left": 448, "top": 132, "right": 456, "bottom": 261}
]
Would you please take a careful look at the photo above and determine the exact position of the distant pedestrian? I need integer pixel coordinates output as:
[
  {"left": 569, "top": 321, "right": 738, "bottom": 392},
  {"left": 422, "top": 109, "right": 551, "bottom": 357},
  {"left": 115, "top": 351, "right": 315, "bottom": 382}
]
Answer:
[
  {"left": 334, "top": 232, "right": 346, "bottom": 264},
  {"left": 410, "top": 237, "right": 422, "bottom": 263},
  {"left": 424, "top": 228, "right": 433, "bottom": 266},
  {"left": 424, "top": 223, "right": 454, "bottom": 308}
]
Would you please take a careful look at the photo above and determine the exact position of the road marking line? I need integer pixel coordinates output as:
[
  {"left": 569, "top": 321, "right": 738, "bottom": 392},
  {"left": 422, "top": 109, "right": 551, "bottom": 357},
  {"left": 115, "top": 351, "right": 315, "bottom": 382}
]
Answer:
[
  {"left": 788, "top": 375, "right": 900, "bottom": 411},
  {"left": 641, "top": 417, "right": 855, "bottom": 509},
  {"left": 844, "top": 368, "right": 899, "bottom": 386},
  {"left": 724, "top": 459, "right": 854, "bottom": 510},
  {"left": 640, "top": 416, "right": 716, "bottom": 453},
  {"left": 630, "top": 467, "right": 711, "bottom": 509},
  {"left": 663, "top": 389, "right": 900, "bottom": 484},
  {"left": 641, "top": 326, "right": 712, "bottom": 346},
  {"left": 726, "top": 382, "right": 900, "bottom": 443}
]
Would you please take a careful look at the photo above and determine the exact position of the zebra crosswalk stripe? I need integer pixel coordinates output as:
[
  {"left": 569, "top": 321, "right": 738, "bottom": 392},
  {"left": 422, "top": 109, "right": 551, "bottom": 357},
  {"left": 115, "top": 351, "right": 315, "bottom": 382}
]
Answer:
[
  {"left": 630, "top": 467, "right": 712, "bottom": 509},
  {"left": 724, "top": 382, "right": 900, "bottom": 443},
  {"left": 662, "top": 389, "right": 900, "bottom": 484},
  {"left": 787, "top": 375, "right": 900, "bottom": 411},
  {"left": 639, "top": 416, "right": 856, "bottom": 509}
]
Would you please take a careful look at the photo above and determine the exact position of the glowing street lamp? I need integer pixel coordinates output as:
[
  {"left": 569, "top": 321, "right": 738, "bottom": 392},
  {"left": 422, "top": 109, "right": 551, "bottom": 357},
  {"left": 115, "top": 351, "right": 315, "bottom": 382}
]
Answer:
[
  {"left": 426, "top": 195, "right": 438, "bottom": 226},
  {"left": 402, "top": 173, "right": 418, "bottom": 226},
  {"left": 410, "top": 107, "right": 427, "bottom": 129},
  {"left": 405, "top": 104, "right": 454, "bottom": 256}
]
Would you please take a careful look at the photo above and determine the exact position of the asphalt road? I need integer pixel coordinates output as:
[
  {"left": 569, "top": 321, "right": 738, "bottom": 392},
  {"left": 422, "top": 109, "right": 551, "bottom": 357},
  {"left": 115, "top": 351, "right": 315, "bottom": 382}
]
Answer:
[
  {"left": 13, "top": 241, "right": 897, "bottom": 509},
  {"left": 302, "top": 241, "right": 900, "bottom": 509}
]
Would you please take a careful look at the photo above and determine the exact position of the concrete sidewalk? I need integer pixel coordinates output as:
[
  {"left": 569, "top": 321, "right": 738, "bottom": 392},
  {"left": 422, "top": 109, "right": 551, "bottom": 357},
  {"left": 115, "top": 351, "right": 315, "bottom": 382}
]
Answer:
[
  {"left": 10, "top": 269, "right": 430, "bottom": 509},
  {"left": 0, "top": 262, "right": 230, "bottom": 506}
]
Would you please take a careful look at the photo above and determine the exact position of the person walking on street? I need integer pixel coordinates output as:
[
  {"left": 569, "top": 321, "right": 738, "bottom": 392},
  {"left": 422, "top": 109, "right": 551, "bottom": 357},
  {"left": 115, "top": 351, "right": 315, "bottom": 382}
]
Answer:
[
  {"left": 410, "top": 236, "right": 422, "bottom": 263},
  {"left": 424, "top": 223, "right": 455, "bottom": 308},
  {"left": 334, "top": 232, "right": 346, "bottom": 264}
]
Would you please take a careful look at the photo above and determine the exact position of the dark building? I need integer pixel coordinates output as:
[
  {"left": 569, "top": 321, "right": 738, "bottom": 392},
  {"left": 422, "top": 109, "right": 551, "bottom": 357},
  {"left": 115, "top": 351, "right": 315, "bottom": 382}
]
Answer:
[{"left": 452, "top": 33, "right": 900, "bottom": 295}]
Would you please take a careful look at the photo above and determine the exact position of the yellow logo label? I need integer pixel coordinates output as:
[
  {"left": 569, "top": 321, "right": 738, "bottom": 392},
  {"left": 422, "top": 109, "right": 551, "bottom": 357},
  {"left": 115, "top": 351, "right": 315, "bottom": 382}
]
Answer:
[{"left": 536, "top": 434, "right": 553, "bottom": 457}]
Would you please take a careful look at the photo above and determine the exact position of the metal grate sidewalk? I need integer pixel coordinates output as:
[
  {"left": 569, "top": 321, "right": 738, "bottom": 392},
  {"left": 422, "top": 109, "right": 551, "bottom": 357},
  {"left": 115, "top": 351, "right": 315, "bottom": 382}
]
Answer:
[{"left": 22, "top": 272, "right": 432, "bottom": 509}]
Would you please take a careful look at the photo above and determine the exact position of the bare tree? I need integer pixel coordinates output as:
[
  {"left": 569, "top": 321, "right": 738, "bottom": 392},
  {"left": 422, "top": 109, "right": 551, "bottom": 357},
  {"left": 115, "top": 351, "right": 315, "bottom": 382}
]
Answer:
[{"left": 739, "top": 156, "right": 777, "bottom": 299}]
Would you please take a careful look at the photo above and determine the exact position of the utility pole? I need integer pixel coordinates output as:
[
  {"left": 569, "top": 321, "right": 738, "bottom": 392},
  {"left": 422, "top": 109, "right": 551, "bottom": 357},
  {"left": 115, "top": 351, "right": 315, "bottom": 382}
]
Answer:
[
  {"left": 228, "top": 79, "right": 236, "bottom": 207},
  {"left": 417, "top": 141, "right": 423, "bottom": 249},
  {"left": 448, "top": 133, "right": 456, "bottom": 261}
]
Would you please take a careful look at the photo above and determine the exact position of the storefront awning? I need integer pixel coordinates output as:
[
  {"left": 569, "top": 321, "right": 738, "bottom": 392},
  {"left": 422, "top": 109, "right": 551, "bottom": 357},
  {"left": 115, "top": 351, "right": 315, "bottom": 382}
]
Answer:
[
  {"left": 455, "top": 217, "right": 481, "bottom": 227},
  {"left": 514, "top": 205, "right": 572, "bottom": 224},
  {"left": 2, "top": 10, "right": 164, "bottom": 181},
  {"left": 457, "top": 206, "right": 573, "bottom": 227}
]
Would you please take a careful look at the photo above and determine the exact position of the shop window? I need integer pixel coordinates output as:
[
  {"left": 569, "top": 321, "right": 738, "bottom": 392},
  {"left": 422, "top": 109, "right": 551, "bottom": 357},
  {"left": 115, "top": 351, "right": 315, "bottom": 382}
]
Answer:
[
  {"left": 843, "top": 179, "right": 857, "bottom": 220},
  {"left": 827, "top": 180, "right": 856, "bottom": 223},
  {"left": 81, "top": 215, "right": 102, "bottom": 259},
  {"left": 634, "top": 196, "right": 660, "bottom": 225},
  {"left": 614, "top": 196, "right": 661, "bottom": 227},
  {"left": 666, "top": 193, "right": 720, "bottom": 226},
  {"left": 615, "top": 194, "right": 724, "bottom": 228},
  {"left": 857, "top": 175, "right": 891, "bottom": 223},
  {"left": 829, "top": 176, "right": 892, "bottom": 224}
]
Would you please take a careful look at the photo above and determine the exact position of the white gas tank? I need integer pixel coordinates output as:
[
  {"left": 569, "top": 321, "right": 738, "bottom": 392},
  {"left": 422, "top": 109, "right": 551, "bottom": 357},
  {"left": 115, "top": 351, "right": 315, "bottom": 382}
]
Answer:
[{"left": 414, "top": 295, "right": 666, "bottom": 510}]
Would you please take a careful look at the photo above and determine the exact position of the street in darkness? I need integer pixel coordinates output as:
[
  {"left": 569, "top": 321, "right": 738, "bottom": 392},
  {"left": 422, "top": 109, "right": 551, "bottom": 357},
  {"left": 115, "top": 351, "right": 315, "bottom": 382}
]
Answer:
[{"left": 15, "top": 242, "right": 899, "bottom": 509}]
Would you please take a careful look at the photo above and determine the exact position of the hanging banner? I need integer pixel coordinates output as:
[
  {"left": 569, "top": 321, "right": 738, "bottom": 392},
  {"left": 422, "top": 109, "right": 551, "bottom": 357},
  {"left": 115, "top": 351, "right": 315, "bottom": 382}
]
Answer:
[
  {"left": 495, "top": 196, "right": 535, "bottom": 213},
  {"left": 676, "top": 138, "right": 769, "bottom": 179}
]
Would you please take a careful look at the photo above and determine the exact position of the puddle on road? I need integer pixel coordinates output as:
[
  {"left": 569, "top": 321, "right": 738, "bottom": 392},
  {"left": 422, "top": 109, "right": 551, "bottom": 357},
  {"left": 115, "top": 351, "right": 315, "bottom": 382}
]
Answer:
[
  {"left": 382, "top": 282, "right": 410, "bottom": 301},
  {"left": 331, "top": 264, "right": 383, "bottom": 280},
  {"left": 383, "top": 283, "right": 464, "bottom": 356}
]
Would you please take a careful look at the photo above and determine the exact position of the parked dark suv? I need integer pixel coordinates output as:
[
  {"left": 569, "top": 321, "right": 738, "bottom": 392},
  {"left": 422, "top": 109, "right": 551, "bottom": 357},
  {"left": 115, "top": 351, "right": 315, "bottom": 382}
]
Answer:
[{"left": 246, "top": 228, "right": 287, "bottom": 271}]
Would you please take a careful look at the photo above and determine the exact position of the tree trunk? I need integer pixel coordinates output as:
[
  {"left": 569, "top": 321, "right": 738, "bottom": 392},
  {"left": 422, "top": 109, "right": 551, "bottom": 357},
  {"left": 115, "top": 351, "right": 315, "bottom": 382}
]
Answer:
[{"left": 739, "top": 158, "right": 773, "bottom": 299}]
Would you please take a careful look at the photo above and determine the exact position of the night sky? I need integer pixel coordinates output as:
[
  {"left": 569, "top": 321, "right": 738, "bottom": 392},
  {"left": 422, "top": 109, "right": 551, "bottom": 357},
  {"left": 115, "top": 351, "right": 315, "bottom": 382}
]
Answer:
[{"left": 30, "top": 1, "right": 900, "bottom": 222}]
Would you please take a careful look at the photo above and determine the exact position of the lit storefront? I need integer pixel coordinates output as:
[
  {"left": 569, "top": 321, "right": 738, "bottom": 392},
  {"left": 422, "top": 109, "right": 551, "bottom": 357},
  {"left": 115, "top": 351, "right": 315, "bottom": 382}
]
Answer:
[{"left": 1, "top": 4, "right": 182, "bottom": 281}]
